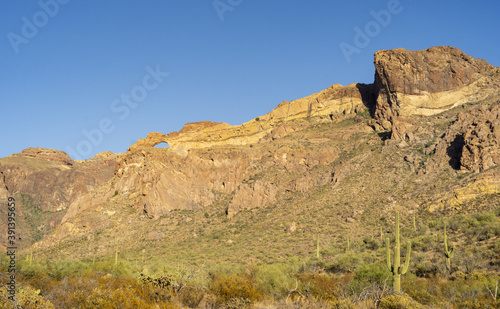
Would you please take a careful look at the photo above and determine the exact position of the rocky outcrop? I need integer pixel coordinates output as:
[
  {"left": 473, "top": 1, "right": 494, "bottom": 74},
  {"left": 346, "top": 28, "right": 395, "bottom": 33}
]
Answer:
[
  {"left": 103, "top": 80, "right": 376, "bottom": 221},
  {"left": 56, "top": 124, "right": 347, "bottom": 223},
  {"left": 13, "top": 147, "right": 74, "bottom": 165},
  {"left": 421, "top": 98, "right": 500, "bottom": 174},
  {"left": 265, "top": 83, "right": 373, "bottom": 122},
  {"left": 426, "top": 169, "right": 500, "bottom": 213},
  {"left": 227, "top": 180, "right": 278, "bottom": 218},
  {"left": 126, "top": 48, "right": 499, "bottom": 152},
  {"left": 460, "top": 104, "right": 500, "bottom": 172},
  {"left": 0, "top": 149, "right": 118, "bottom": 212},
  {"left": 0, "top": 149, "right": 119, "bottom": 249},
  {"left": 374, "top": 46, "right": 499, "bottom": 120},
  {"left": 126, "top": 84, "right": 373, "bottom": 155}
]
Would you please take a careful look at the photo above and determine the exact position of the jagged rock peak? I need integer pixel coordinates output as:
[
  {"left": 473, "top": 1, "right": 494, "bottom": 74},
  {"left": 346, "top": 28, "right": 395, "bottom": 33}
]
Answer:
[{"left": 373, "top": 46, "right": 499, "bottom": 120}]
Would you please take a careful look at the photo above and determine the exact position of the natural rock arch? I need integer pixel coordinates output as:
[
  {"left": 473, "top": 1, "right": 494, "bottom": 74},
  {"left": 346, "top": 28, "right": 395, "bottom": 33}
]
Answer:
[
  {"left": 154, "top": 142, "right": 170, "bottom": 149},
  {"left": 128, "top": 132, "right": 170, "bottom": 151}
]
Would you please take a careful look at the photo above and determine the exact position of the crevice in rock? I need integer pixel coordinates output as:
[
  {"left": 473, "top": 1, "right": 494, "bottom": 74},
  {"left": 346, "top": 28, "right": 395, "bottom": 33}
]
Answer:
[{"left": 447, "top": 134, "right": 465, "bottom": 170}]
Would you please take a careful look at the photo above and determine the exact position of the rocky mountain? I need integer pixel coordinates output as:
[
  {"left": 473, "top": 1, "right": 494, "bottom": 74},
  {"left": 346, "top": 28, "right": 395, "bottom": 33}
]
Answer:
[
  {"left": 1, "top": 46, "right": 499, "bottom": 263},
  {"left": 0, "top": 148, "right": 118, "bottom": 249}
]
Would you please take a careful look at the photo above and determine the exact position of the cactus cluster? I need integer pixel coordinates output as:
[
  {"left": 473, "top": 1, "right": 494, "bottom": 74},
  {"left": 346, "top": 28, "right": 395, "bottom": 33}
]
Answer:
[{"left": 386, "top": 211, "right": 411, "bottom": 293}]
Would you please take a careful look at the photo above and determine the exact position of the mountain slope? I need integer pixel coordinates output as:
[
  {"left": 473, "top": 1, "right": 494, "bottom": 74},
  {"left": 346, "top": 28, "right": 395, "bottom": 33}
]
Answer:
[
  {"left": 1, "top": 46, "right": 499, "bottom": 267},
  {"left": 0, "top": 148, "right": 118, "bottom": 250}
]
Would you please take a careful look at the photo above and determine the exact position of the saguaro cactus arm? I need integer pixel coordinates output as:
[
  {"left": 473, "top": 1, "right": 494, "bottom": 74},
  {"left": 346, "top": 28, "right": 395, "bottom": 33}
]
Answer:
[
  {"left": 400, "top": 241, "right": 411, "bottom": 275},
  {"left": 444, "top": 223, "right": 455, "bottom": 258},
  {"left": 386, "top": 238, "right": 393, "bottom": 272},
  {"left": 444, "top": 245, "right": 455, "bottom": 258}
]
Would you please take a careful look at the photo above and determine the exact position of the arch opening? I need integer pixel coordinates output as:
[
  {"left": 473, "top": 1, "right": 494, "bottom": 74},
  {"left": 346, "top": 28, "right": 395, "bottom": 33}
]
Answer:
[{"left": 154, "top": 142, "right": 170, "bottom": 149}]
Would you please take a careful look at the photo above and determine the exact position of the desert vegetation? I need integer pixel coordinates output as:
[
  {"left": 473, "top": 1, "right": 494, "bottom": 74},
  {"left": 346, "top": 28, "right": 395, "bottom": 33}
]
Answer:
[{"left": 1, "top": 205, "right": 499, "bottom": 308}]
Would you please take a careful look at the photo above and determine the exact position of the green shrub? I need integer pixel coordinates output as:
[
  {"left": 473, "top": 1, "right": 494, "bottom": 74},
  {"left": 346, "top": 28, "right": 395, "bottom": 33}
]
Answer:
[
  {"left": 256, "top": 263, "right": 294, "bottom": 297},
  {"left": 473, "top": 212, "right": 496, "bottom": 223},
  {"left": 295, "top": 272, "right": 352, "bottom": 301},
  {"left": 363, "top": 236, "right": 381, "bottom": 250},
  {"left": 402, "top": 276, "right": 437, "bottom": 305},
  {"left": 378, "top": 293, "right": 424, "bottom": 309},
  {"left": 474, "top": 221, "right": 500, "bottom": 241},
  {"left": 326, "top": 251, "right": 363, "bottom": 273},
  {"left": 411, "top": 235, "right": 435, "bottom": 252},
  {"left": 414, "top": 263, "right": 439, "bottom": 278},
  {"left": 353, "top": 262, "right": 390, "bottom": 286},
  {"left": 0, "top": 285, "right": 55, "bottom": 309},
  {"left": 208, "top": 271, "right": 262, "bottom": 306},
  {"left": 177, "top": 285, "right": 205, "bottom": 308}
]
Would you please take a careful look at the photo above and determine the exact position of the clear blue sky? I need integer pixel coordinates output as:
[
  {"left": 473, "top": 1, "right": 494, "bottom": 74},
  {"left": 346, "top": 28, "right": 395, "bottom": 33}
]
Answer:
[{"left": 1, "top": 0, "right": 499, "bottom": 159}]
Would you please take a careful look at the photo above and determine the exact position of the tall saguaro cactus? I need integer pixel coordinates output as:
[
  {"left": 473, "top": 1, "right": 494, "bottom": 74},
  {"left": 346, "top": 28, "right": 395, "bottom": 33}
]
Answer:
[
  {"left": 316, "top": 234, "right": 320, "bottom": 259},
  {"left": 443, "top": 223, "right": 455, "bottom": 272},
  {"left": 115, "top": 244, "right": 119, "bottom": 266},
  {"left": 386, "top": 211, "right": 411, "bottom": 293}
]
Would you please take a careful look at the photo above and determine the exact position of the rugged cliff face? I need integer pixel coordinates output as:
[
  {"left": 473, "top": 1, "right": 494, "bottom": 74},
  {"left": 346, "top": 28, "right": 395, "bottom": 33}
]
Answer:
[
  {"left": 3, "top": 46, "right": 499, "bottom": 256},
  {"left": 460, "top": 104, "right": 500, "bottom": 172},
  {"left": 128, "top": 83, "right": 374, "bottom": 154},
  {"left": 423, "top": 102, "right": 500, "bottom": 174},
  {"left": 373, "top": 46, "right": 499, "bottom": 120},
  {"left": 108, "top": 46, "right": 498, "bottom": 220},
  {"left": 124, "top": 47, "right": 499, "bottom": 153},
  {"left": 96, "top": 82, "right": 376, "bottom": 221},
  {"left": 64, "top": 124, "right": 348, "bottom": 221},
  {"left": 0, "top": 148, "right": 117, "bottom": 212},
  {"left": 0, "top": 149, "right": 118, "bottom": 247}
]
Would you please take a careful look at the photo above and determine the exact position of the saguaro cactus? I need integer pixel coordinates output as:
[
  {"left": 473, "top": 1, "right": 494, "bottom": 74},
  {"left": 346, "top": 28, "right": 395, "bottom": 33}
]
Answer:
[
  {"left": 444, "top": 223, "right": 455, "bottom": 272},
  {"left": 115, "top": 244, "right": 119, "bottom": 266},
  {"left": 386, "top": 211, "right": 411, "bottom": 293},
  {"left": 316, "top": 234, "right": 320, "bottom": 259}
]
